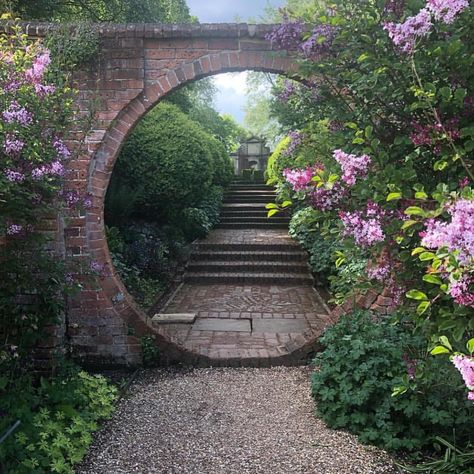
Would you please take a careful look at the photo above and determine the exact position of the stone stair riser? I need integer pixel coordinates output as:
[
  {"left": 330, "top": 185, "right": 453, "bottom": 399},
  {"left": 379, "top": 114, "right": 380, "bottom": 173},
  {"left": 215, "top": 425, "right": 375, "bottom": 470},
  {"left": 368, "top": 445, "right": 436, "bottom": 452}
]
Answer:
[
  {"left": 217, "top": 223, "right": 289, "bottom": 229},
  {"left": 187, "top": 263, "right": 309, "bottom": 273},
  {"left": 183, "top": 274, "right": 314, "bottom": 285}
]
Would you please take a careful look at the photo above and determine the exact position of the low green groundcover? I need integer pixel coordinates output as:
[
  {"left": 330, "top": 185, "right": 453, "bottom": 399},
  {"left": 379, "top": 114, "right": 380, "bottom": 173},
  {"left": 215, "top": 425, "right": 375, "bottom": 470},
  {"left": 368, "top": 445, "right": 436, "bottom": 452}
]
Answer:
[
  {"left": 0, "top": 363, "right": 117, "bottom": 473},
  {"left": 311, "top": 310, "right": 473, "bottom": 453}
]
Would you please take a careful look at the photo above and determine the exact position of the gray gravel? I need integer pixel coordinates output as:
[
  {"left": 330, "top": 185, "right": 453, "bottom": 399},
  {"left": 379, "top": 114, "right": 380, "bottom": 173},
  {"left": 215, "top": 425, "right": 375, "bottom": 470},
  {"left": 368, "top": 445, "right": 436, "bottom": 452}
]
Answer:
[{"left": 79, "top": 367, "right": 399, "bottom": 474}]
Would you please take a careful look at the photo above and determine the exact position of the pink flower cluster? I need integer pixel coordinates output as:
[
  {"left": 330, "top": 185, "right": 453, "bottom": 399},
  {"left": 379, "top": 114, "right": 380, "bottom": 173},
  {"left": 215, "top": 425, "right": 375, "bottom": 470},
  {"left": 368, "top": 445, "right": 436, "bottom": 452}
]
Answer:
[
  {"left": 452, "top": 354, "right": 474, "bottom": 400},
  {"left": 2, "top": 101, "right": 33, "bottom": 126},
  {"left": 333, "top": 149, "right": 371, "bottom": 186},
  {"left": 449, "top": 275, "right": 474, "bottom": 308},
  {"left": 367, "top": 259, "right": 392, "bottom": 282},
  {"left": 384, "top": 0, "right": 469, "bottom": 53},
  {"left": 421, "top": 198, "right": 474, "bottom": 266},
  {"left": 283, "top": 167, "right": 314, "bottom": 191},
  {"left": 25, "top": 51, "right": 53, "bottom": 94},
  {"left": 427, "top": 0, "right": 469, "bottom": 24},
  {"left": 339, "top": 202, "right": 386, "bottom": 247}
]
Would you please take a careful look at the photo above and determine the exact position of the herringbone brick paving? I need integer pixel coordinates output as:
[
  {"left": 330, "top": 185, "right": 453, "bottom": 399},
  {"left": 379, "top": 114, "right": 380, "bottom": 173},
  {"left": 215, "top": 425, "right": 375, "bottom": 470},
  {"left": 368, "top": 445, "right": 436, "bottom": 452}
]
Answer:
[{"left": 156, "top": 183, "right": 335, "bottom": 365}]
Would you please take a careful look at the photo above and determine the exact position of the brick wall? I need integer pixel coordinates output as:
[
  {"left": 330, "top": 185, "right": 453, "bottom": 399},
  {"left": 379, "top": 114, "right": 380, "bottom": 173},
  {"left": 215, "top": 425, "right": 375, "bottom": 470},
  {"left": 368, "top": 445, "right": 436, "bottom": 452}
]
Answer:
[{"left": 0, "top": 21, "right": 304, "bottom": 366}]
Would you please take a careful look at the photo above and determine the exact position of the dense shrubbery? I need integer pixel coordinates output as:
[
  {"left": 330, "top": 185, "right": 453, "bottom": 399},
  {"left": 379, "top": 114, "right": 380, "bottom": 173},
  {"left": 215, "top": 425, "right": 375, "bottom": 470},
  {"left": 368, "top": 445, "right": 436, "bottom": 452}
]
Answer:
[
  {"left": 105, "top": 101, "right": 234, "bottom": 307},
  {"left": 312, "top": 311, "right": 473, "bottom": 452}
]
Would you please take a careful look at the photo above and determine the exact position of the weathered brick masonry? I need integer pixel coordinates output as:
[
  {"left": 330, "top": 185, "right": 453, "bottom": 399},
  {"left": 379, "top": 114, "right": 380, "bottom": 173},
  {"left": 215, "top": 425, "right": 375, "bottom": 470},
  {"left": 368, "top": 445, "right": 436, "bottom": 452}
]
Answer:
[{"left": 1, "top": 22, "right": 391, "bottom": 367}]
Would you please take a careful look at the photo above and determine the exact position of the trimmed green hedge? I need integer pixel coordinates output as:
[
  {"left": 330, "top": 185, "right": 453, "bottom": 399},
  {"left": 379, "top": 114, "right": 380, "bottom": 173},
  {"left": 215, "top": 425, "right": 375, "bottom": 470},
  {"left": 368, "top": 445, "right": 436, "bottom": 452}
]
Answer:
[{"left": 106, "top": 101, "right": 231, "bottom": 222}]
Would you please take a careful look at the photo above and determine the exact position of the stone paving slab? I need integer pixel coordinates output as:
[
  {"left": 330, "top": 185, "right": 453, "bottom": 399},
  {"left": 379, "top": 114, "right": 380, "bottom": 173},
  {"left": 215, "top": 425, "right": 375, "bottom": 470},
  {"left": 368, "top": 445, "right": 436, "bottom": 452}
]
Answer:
[
  {"left": 252, "top": 318, "right": 309, "bottom": 333},
  {"left": 192, "top": 318, "right": 251, "bottom": 332},
  {"left": 200, "top": 228, "right": 298, "bottom": 246}
]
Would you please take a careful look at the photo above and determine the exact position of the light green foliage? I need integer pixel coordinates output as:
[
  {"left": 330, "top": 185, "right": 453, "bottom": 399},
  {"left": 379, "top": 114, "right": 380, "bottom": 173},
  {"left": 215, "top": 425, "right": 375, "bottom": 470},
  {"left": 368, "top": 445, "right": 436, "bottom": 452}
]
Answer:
[
  {"left": 312, "top": 311, "right": 473, "bottom": 452},
  {"left": 0, "top": 364, "right": 117, "bottom": 473}
]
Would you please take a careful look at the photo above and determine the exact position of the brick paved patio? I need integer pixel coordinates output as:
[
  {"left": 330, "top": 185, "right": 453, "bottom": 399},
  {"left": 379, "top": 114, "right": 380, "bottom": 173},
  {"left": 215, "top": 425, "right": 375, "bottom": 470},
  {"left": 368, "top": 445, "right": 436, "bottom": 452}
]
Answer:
[{"left": 152, "top": 184, "right": 336, "bottom": 366}]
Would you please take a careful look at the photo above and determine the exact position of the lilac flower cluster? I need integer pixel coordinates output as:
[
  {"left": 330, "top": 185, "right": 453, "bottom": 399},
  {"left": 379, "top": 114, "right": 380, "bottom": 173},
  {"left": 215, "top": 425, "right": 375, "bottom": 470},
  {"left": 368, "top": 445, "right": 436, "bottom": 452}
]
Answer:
[
  {"left": 2, "top": 101, "right": 33, "bottom": 126},
  {"left": 410, "top": 119, "right": 461, "bottom": 152},
  {"left": 3, "top": 135, "right": 24, "bottom": 155},
  {"left": 383, "top": 0, "right": 406, "bottom": 18},
  {"left": 448, "top": 275, "right": 474, "bottom": 308},
  {"left": 339, "top": 202, "right": 386, "bottom": 247},
  {"left": 333, "top": 149, "right": 371, "bottom": 186},
  {"left": 53, "top": 138, "right": 71, "bottom": 160},
  {"left": 277, "top": 80, "right": 296, "bottom": 103},
  {"left": 421, "top": 198, "right": 474, "bottom": 266},
  {"left": 384, "top": 8, "right": 432, "bottom": 53},
  {"left": 6, "top": 224, "right": 23, "bottom": 235},
  {"left": 90, "top": 260, "right": 109, "bottom": 278},
  {"left": 384, "top": 0, "right": 469, "bottom": 53},
  {"left": 283, "top": 131, "right": 304, "bottom": 156},
  {"left": 5, "top": 169, "right": 25, "bottom": 183},
  {"left": 265, "top": 19, "right": 304, "bottom": 51},
  {"left": 310, "top": 181, "right": 347, "bottom": 212},
  {"left": 283, "top": 167, "right": 314, "bottom": 191},
  {"left": 427, "top": 0, "right": 469, "bottom": 24},
  {"left": 367, "top": 259, "right": 392, "bottom": 282},
  {"left": 452, "top": 354, "right": 474, "bottom": 400},
  {"left": 31, "top": 161, "right": 65, "bottom": 180},
  {"left": 25, "top": 51, "right": 50, "bottom": 85},
  {"left": 300, "top": 24, "right": 337, "bottom": 57}
]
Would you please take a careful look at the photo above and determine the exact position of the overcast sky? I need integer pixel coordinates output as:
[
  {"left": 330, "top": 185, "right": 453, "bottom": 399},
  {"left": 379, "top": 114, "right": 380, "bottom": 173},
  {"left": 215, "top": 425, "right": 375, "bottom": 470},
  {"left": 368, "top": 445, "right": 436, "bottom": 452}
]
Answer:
[{"left": 187, "top": 0, "right": 286, "bottom": 124}]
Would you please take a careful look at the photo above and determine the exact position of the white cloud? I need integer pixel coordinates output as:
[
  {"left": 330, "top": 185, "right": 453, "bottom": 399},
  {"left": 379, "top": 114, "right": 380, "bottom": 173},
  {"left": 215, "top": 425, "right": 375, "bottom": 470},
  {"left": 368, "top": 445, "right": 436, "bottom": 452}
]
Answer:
[
  {"left": 213, "top": 72, "right": 248, "bottom": 123},
  {"left": 213, "top": 72, "right": 248, "bottom": 96}
]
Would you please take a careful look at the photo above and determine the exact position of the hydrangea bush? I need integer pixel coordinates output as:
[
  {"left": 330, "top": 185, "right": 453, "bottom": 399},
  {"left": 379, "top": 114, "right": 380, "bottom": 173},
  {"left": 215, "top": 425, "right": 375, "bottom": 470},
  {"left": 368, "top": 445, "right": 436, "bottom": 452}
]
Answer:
[{"left": 266, "top": 0, "right": 473, "bottom": 402}]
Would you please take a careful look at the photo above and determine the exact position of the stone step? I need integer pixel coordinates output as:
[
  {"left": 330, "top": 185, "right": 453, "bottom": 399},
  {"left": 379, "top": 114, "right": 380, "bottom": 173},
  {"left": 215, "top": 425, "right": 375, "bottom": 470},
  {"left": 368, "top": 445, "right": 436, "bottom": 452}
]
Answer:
[
  {"left": 228, "top": 186, "right": 273, "bottom": 191},
  {"left": 217, "top": 222, "right": 289, "bottom": 229},
  {"left": 196, "top": 242, "right": 299, "bottom": 252},
  {"left": 223, "top": 196, "right": 276, "bottom": 203},
  {"left": 221, "top": 203, "right": 267, "bottom": 211},
  {"left": 187, "top": 261, "right": 309, "bottom": 273},
  {"left": 183, "top": 272, "right": 314, "bottom": 285},
  {"left": 225, "top": 189, "right": 275, "bottom": 194},
  {"left": 219, "top": 217, "right": 290, "bottom": 224},
  {"left": 190, "top": 250, "right": 308, "bottom": 262},
  {"left": 220, "top": 211, "right": 269, "bottom": 218}
]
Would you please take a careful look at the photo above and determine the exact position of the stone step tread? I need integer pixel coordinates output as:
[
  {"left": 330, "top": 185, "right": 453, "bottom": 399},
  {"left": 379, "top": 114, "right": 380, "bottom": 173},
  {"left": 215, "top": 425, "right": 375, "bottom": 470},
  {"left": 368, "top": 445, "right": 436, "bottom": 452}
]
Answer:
[
  {"left": 217, "top": 223, "right": 289, "bottom": 228},
  {"left": 220, "top": 217, "right": 290, "bottom": 222},
  {"left": 188, "top": 261, "right": 309, "bottom": 271},
  {"left": 197, "top": 243, "right": 299, "bottom": 251},
  {"left": 152, "top": 313, "right": 196, "bottom": 324},
  {"left": 184, "top": 271, "right": 314, "bottom": 279},
  {"left": 192, "top": 250, "right": 307, "bottom": 258}
]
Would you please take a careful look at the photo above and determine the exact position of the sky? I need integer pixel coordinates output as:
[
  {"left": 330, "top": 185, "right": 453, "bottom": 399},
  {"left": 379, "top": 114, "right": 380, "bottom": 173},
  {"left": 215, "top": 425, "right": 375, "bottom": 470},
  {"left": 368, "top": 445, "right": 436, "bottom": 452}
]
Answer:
[{"left": 186, "top": 0, "right": 286, "bottom": 124}]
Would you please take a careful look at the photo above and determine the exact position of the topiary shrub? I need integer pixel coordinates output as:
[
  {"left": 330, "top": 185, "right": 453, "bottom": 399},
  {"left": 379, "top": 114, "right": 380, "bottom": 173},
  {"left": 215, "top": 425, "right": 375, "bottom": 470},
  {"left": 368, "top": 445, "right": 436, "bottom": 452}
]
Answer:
[
  {"left": 206, "top": 136, "right": 234, "bottom": 186},
  {"left": 108, "top": 101, "right": 215, "bottom": 221},
  {"left": 311, "top": 310, "right": 473, "bottom": 452}
]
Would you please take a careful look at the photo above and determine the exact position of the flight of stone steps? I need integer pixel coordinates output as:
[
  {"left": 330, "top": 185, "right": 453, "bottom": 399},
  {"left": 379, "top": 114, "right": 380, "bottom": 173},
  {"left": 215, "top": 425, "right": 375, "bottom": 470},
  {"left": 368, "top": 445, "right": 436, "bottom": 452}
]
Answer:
[{"left": 183, "top": 182, "right": 314, "bottom": 285}]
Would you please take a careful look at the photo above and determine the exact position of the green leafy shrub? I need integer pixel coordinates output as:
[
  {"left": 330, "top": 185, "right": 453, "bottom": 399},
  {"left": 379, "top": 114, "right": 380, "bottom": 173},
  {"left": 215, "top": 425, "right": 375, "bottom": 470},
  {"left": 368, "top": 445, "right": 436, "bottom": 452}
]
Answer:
[
  {"left": 180, "top": 207, "right": 212, "bottom": 240},
  {"left": 207, "top": 137, "right": 234, "bottom": 187},
  {"left": 242, "top": 169, "right": 253, "bottom": 181},
  {"left": 312, "top": 311, "right": 473, "bottom": 452},
  {"left": 0, "top": 364, "right": 117, "bottom": 473}
]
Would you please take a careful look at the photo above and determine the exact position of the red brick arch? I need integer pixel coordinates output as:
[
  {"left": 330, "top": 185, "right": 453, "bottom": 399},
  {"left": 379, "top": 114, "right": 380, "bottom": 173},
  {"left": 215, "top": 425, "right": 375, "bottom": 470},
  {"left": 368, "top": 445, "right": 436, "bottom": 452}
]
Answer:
[{"left": 56, "top": 23, "right": 303, "bottom": 366}]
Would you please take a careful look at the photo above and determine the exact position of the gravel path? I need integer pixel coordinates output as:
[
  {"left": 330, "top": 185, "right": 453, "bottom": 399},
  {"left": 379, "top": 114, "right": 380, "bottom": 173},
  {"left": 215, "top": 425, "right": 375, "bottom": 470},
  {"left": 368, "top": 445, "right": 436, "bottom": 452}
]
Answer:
[{"left": 79, "top": 367, "right": 399, "bottom": 474}]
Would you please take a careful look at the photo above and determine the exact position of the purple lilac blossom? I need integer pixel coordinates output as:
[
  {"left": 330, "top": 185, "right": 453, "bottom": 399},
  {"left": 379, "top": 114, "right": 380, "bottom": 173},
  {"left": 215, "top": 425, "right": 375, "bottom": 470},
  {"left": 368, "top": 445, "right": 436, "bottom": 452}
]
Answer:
[
  {"left": 3, "top": 135, "right": 25, "bottom": 155},
  {"left": 2, "top": 101, "right": 33, "bottom": 126},
  {"left": 333, "top": 149, "right": 371, "bottom": 186},
  {"left": 283, "top": 131, "right": 304, "bottom": 156},
  {"left": 310, "top": 181, "right": 346, "bottom": 212},
  {"left": 426, "top": 0, "right": 469, "bottom": 24},
  {"left": 299, "top": 24, "right": 337, "bottom": 57},
  {"left": 25, "top": 51, "right": 51, "bottom": 84},
  {"left": 383, "top": 0, "right": 406, "bottom": 18},
  {"left": 384, "top": 8, "right": 432, "bottom": 53},
  {"left": 367, "top": 260, "right": 392, "bottom": 282},
  {"left": 448, "top": 275, "right": 474, "bottom": 308},
  {"left": 278, "top": 80, "right": 296, "bottom": 103},
  {"left": 265, "top": 19, "right": 304, "bottom": 51},
  {"left": 421, "top": 198, "right": 474, "bottom": 266},
  {"left": 6, "top": 224, "right": 23, "bottom": 235},
  {"left": 5, "top": 169, "right": 25, "bottom": 182},
  {"left": 402, "top": 353, "right": 418, "bottom": 380},
  {"left": 53, "top": 138, "right": 71, "bottom": 160},
  {"left": 452, "top": 354, "right": 474, "bottom": 400},
  {"left": 31, "top": 161, "right": 65, "bottom": 180},
  {"left": 339, "top": 203, "right": 386, "bottom": 247}
]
